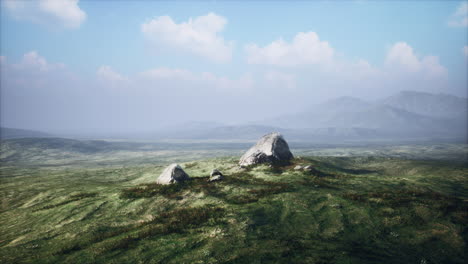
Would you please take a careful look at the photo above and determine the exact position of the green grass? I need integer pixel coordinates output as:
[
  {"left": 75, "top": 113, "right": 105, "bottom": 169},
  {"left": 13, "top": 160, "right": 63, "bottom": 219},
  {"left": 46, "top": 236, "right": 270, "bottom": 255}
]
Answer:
[{"left": 0, "top": 142, "right": 467, "bottom": 263}]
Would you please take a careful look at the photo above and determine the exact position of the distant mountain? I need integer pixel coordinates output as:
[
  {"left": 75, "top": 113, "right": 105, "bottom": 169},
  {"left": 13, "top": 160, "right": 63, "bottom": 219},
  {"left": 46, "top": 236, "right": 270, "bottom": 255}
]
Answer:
[
  {"left": 256, "top": 91, "right": 466, "bottom": 142},
  {"left": 137, "top": 91, "right": 466, "bottom": 142},
  {"left": 264, "top": 96, "right": 372, "bottom": 129},
  {"left": 328, "top": 104, "right": 442, "bottom": 130},
  {"left": 313, "top": 96, "right": 372, "bottom": 113},
  {"left": 0, "top": 127, "right": 52, "bottom": 139},
  {"left": 132, "top": 122, "right": 387, "bottom": 142},
  {"left": 380, "top": 90, "right": 467, "bottom": 120},
  {"left": 9, "top": 91, "right": 462, "bottom": 143}
]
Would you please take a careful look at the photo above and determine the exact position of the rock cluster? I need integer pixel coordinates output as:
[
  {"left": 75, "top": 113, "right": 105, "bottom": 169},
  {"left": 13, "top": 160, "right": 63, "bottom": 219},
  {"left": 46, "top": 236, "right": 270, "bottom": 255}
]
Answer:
[
  {"left": 239, "top": 132, "right": 293, "bottom": 167},
  {"left": 156, "top": 133, "right": 295, "bottom": 184},
  {"left": 156, "top": 163, "right": 190, "bottom": 185}
]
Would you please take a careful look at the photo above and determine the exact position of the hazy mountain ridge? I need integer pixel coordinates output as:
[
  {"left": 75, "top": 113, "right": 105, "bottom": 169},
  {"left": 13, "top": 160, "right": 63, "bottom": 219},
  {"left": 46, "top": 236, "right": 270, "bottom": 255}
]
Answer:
[
  {"left": 1, "top": 91, "right": 466, "bottom": 142},
  {"left": 151, "top": 91, "right": 466, "bottom": 141},
  {"left": 380, "top": 90, "right": 468, "bottom": 120},
  {"left": 252, "top": 91, "right": 467, "bottom": 141}
]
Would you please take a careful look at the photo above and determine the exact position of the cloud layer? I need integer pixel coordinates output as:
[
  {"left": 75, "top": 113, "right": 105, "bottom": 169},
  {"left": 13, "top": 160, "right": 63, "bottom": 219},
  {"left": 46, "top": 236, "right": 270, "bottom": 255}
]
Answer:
[
  {"left": 141, "top": 13, "right": 233, "bottom": 63},
  {"left": 385, "top": 42, "right": 447, "bottom": 78},
  {"left": 14, "top": 51, "right": 65, "bottom": 72},
  {"left": 448, "top": 2, "right": 468, "bottom": 27},
  {"left": 245, "top": 32, "right": 334, "bottom": 67},
  {"left": 3, "top": 0, "right": 86, "bottom": 29}
]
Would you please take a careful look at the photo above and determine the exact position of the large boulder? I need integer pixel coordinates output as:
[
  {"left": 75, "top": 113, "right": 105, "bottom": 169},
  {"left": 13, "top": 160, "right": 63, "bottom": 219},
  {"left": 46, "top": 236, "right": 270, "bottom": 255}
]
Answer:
[
  {"left": 156, "top": 163, "right": 190, "bottom": 185},
  {"left": 239, "top": 132, "right": 293, "bottom": 167}
]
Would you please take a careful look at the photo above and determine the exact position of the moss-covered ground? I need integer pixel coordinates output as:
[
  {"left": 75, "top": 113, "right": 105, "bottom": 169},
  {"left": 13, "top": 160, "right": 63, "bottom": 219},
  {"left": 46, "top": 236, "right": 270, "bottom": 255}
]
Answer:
[{"left": 1, "top": 149, "right": 467, "bottom": 263}]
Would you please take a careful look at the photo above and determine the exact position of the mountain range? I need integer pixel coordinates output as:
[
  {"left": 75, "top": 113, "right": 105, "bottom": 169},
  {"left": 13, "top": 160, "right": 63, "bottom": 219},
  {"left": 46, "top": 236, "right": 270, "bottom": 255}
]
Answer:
[
  {"left": 1, "top": 90, "right": 466, "bottom": 143},
  {"left": 165, "top": 90, "right": 467, "bottom": 142}
]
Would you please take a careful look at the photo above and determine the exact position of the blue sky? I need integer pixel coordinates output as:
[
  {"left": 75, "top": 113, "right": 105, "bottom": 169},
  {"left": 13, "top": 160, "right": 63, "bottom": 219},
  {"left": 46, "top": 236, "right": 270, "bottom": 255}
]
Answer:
[{"left": 0, "top": 0, "right": 467, "bottom": 133}]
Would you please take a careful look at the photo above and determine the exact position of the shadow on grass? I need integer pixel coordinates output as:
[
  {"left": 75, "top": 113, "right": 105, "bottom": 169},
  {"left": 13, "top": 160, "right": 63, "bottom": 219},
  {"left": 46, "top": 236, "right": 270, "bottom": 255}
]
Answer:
[
  {"left": 342, "top": 187, "right": 468, "bottom": 225},
  {"left": 55, "top": 205, "right": 226, "bottom": 256},
  {"left": 33, "top": 192, "right": 99, "bottom": 212},
  {"left": 120, "top": 171, "right": 293, "bottom": 205}
]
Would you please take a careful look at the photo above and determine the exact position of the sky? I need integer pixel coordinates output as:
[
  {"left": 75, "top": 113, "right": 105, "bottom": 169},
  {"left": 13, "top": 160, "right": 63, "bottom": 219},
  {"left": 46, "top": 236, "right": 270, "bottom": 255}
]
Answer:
[{"left": 1, "top": 0, "right": 467, "bottom": 134}]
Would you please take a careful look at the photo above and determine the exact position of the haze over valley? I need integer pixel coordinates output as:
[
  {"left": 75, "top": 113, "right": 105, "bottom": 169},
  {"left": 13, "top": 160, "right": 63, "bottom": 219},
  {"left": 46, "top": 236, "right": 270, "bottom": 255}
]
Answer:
[{"left": 2, "top": 90, "right": 466, "bottom": 143}]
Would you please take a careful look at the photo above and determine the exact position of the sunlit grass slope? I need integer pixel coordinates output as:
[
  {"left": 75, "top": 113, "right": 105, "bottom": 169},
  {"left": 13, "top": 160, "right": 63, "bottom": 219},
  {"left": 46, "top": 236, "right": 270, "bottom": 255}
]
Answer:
[{"left": 1, "top": 154, "right": 467, "bottom": 263}]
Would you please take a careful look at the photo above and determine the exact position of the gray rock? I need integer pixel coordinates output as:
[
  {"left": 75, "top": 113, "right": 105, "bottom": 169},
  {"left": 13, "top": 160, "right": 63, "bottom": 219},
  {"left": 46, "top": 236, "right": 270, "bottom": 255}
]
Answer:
[
  {"left": 210, "top": 168, "right": 222, "bottom": 177},
  {"left": 209, "top": 169, "right": 223, "bottom": 182},
  {"left": 209, "top": 175, "right": 223, "bottom": 182},
  {"left": 156, "top": 163, "right": 190, "bottom": 185},
  {"left": 304, "top": 165, "right": 313, "bottom": 171},
  {"left": 239, "top": 132, "right": 293, "bottom": 167},
  {"left": 294, "top": 165, "right": 303, "bottom": 170}
]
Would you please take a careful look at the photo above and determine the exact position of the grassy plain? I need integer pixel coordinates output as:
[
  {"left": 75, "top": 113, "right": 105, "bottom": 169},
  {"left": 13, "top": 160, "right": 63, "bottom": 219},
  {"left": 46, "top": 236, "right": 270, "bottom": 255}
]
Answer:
[{"left": 0, "top": 139, "right": 467, "bottom": 263}]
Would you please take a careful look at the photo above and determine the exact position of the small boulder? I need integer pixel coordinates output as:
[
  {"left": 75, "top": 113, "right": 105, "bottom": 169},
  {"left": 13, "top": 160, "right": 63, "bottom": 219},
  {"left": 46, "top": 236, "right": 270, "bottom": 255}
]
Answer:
[
  {"left": 294, "top": 165, "right": 303, "bottom": 170},
  {"left": 209, "top": 169, "right": 223, "bottom": 182},
  {"left": 239, "top": 132, "right": 293, "bottom": 167},
  {"left": 304, "top": 165, "right": 313, "bottom": 171},
  {"left": 156, "top": 163, "right": 190, "bottom": 185}
]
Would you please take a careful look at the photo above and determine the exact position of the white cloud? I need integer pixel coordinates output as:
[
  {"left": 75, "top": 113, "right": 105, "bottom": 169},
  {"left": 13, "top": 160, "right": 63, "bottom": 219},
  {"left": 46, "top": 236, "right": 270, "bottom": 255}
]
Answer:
[
  {"left": 245, "top": 31, "right": 382, "bottom": 84},
  {"left": 463, "top": 46, "right": 468, "bottom": 58},
  {"left": 141, "top": 13, "right": 232, "bottom": 63},
  {"left": 385, "top": 42, "right": 447, "bottom": 78},
  {"left": 1, "top": 51, "right": 75, "bottom": 93},
  {"left": 448, "top": 2, "right": 468, "bottom": 27},
  {"left": 14, "top": 51, "right": 64, "bottom": 72},
  {"left": 419, "top": 55, "right": 447, "bottom": 77},
  {"left": 3, "top": 0, "right": 86, "bottom": 29},
  {"left": 19, "top": 51, "right": 49, "bottom": 71},
  {"left": 245, "top": 32, "right": 446, "bottom": 83},
  {"left": 97, "top": 66, "right": 127, "bottom": 82},
  {"left": 386, "top": 42, "right": 420, "bottom": 72},
  {"left": 245, "top": 32, "right": 334, "bottom": 67}
]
